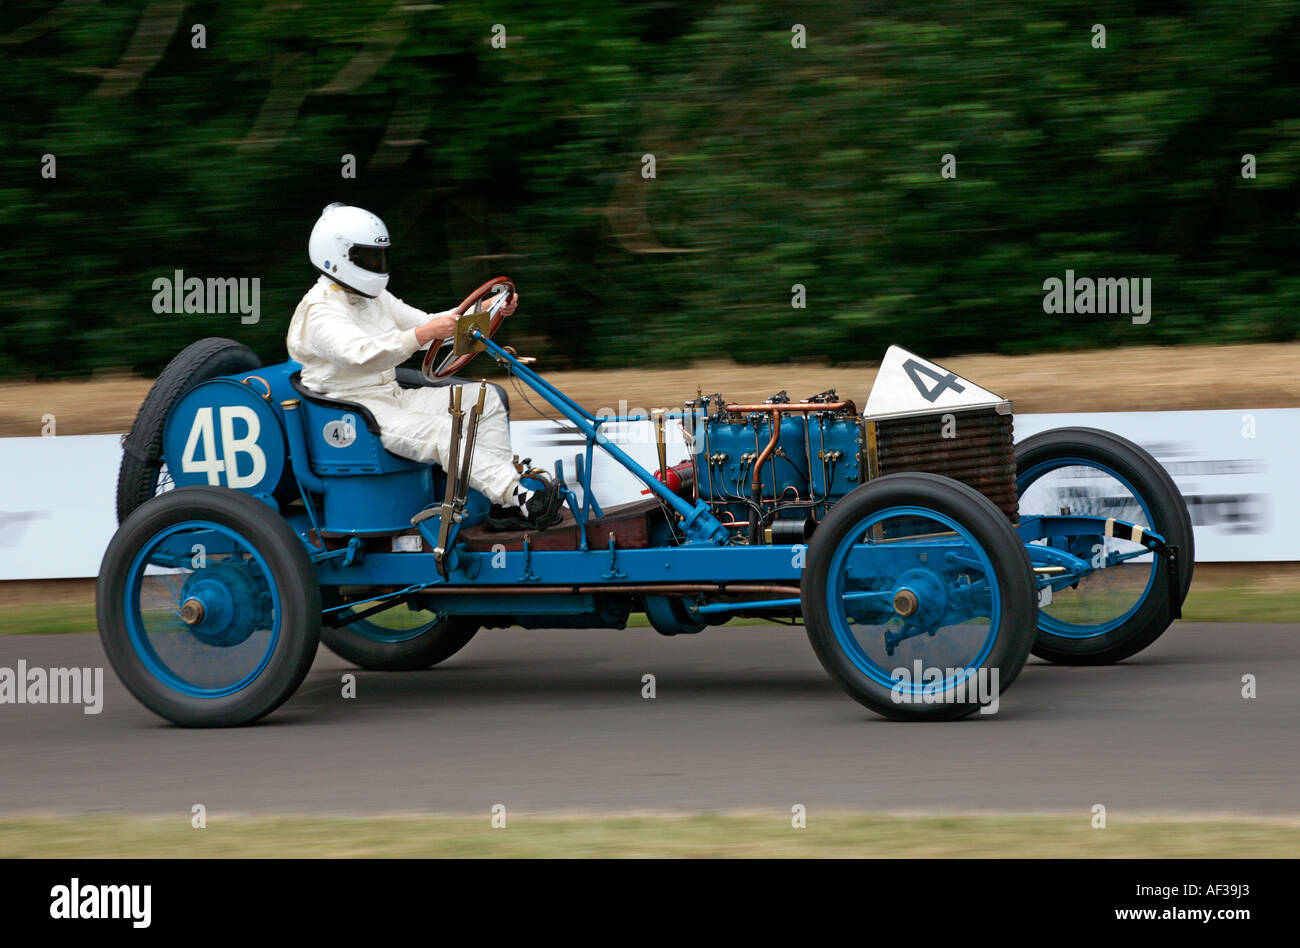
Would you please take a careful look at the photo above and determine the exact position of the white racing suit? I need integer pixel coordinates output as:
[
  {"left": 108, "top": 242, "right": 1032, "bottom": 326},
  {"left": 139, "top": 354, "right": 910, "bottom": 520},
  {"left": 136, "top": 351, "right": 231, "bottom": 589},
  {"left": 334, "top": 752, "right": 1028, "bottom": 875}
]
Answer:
[{"left": 286, "top": 275, "right": 520, "bottom": 506}]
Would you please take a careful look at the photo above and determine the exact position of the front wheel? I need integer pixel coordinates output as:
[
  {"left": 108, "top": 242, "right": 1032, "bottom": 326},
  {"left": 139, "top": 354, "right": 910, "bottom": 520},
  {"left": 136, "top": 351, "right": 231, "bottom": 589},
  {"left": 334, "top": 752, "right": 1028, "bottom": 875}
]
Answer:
[
  {"left": 802, "top": 473, "right": 1037, "bottom": 720},
  {"left": 97, "top": 487, "right": 320, "bottom": 726},
  {"left": 1016, "top": 427, "right": 1193, "bottom": 665}
]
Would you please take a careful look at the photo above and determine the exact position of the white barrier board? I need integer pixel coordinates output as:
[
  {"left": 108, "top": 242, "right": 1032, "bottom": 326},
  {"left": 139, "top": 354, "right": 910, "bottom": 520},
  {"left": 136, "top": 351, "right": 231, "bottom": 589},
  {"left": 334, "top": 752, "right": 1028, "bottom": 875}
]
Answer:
[
  {"left": 1, "top": 408, "right": 1295, "bottom": 579},
  {"left": 1, "top": 435, "right": 125, "bottom": 580},
  {"left": 1012, "top": 410, "right": 1299, "bottom": 562}
]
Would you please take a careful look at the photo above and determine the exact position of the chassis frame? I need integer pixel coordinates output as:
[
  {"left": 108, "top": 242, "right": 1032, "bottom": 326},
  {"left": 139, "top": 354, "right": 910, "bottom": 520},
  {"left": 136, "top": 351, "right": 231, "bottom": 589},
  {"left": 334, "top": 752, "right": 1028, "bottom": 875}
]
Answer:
[{"left": 303, "top": 331, "right": 1180, "bottom": 629}]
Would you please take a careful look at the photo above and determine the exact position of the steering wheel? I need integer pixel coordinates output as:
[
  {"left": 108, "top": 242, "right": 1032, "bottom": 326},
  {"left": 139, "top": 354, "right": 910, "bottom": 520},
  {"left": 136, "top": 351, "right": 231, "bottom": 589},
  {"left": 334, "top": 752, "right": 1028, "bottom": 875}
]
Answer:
[{"left": 420, "top": 276, "right": 516, "bottom": 380}]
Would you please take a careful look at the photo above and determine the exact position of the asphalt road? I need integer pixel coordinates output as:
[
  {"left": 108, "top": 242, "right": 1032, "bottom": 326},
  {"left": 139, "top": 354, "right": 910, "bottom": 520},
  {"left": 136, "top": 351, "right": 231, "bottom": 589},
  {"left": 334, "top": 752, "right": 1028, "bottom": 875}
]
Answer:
[{"left": 0, "top": 623, "right": 1296, "bottom": 814}]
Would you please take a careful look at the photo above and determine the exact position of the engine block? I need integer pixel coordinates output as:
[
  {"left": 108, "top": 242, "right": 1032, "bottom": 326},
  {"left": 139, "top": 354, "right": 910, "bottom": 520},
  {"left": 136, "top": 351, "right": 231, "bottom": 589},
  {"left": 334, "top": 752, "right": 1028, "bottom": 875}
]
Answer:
[
  {"left": 687, "top": 391, "right": 863, "bottom": 539},
  {"left": 681, "top": 348, "right": 1019, "bottom": 542}
]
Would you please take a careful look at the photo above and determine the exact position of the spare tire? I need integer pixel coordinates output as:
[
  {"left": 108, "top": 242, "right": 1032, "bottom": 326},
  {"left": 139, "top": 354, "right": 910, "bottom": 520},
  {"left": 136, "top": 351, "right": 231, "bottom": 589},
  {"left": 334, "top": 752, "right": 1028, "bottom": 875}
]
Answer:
[{"left": 117, "top": 338, "right": 262, "bottom": 523}]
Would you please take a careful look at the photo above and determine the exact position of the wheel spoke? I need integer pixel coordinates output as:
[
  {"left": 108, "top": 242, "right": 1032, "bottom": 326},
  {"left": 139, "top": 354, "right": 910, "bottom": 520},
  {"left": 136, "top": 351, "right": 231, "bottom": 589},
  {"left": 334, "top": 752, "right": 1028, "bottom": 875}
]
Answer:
[
  {"left": 126, "top": 521, "right": 281, "bottom": 697},
  {"left": 1018, "top": 459, "right": 1157, "bottom": 638},
  {"left": 825, "top": 505, "right": 1002, "bottom": 692}
]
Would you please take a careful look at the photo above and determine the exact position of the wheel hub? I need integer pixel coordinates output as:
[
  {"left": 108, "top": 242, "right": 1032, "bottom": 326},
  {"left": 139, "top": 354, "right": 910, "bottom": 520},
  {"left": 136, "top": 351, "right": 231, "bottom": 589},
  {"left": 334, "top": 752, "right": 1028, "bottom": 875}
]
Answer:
[
  {"left": 892, "top": 589, "right": 919, "bottom": 617},
  {"left": 179, "top": 598, "right": 205, "bottom": 625},
  {"left": 179, "top": 561, "right": 269, "bottom": 647},
  {"left": 890, "top": 569, "right": 949, "bottom": 628}
]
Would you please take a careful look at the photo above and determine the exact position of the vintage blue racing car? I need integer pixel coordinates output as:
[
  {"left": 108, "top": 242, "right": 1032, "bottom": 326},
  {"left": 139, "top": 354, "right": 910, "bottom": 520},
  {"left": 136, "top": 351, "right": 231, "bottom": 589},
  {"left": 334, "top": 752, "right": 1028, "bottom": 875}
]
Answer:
[{"left": 98, "top": 279, "right": 1193, "bottom": 725}]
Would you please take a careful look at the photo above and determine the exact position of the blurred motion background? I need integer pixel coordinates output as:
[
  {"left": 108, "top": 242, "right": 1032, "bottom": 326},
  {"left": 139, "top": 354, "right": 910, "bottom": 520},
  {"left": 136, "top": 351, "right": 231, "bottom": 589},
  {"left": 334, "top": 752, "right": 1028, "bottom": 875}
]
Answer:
[{"left": 1, "top": 0, "right": 1298, "bottom": 381}]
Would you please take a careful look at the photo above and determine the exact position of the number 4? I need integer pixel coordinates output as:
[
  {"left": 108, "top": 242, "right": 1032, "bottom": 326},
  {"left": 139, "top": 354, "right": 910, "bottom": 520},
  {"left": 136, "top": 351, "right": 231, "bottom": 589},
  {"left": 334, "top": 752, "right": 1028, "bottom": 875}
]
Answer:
[
  {"left": 181, "top": 407, "right": 224, "bottom": 484},
  {"left": 902, "top": 358, "right": 966, "bottom": 403}
]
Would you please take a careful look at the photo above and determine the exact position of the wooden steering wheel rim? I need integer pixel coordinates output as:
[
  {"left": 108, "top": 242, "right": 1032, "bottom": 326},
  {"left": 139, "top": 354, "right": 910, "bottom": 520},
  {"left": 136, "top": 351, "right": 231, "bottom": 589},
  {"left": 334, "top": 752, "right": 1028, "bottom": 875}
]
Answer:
[{"left": 421, "top": 276, "right": 515, "bottom": 379}]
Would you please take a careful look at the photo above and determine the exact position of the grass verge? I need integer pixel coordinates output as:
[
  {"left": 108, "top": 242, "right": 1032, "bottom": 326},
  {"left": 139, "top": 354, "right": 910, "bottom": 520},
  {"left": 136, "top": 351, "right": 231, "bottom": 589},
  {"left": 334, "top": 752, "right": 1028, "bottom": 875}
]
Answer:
[
  {"left": 0, "top": 603, "right": 99, "bottom": 636},
  {"left": 1, "top": 812, "right": 1297, "bottom": 858}
]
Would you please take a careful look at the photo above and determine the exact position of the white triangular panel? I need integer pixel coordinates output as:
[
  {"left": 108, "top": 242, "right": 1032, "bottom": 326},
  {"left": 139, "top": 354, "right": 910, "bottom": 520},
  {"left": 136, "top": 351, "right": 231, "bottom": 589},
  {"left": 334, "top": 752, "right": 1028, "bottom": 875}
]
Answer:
[{"left": 865, "top": 346, "right": 1009, "bottom": 420}]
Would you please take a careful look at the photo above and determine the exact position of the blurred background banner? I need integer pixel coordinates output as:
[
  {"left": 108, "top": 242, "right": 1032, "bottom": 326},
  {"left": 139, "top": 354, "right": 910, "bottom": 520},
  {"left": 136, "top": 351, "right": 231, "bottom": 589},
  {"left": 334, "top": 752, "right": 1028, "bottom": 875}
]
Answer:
[
  {"left": 1014, "top": 409, "right": 1299, "bottom": 560},
  {"left": 2, "top": 408, "right": 1295, "bottom": 579},
  {"left": 0, "top": 434, "right": 122, "bottom": 580},
  {"left": 2, "top": 1, "right": 1298, "bottom": 382}
]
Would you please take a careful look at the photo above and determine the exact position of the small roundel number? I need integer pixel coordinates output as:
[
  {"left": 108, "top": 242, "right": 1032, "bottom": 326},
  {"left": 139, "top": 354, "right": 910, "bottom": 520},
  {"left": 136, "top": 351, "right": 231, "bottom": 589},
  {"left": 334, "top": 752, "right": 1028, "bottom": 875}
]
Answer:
[{"left": 323, "top": 414, "right": 357, "bottom": 448}]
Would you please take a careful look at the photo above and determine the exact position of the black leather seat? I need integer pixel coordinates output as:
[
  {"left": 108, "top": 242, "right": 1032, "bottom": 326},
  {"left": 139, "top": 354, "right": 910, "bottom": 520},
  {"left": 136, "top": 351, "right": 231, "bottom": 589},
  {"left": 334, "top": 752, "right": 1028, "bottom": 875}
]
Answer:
[
  {"left": 288, "top": 370, "right": 511, "bottom": 438},
  {"left": 289, "top": 371, "right": 383, "bottom": 434}
]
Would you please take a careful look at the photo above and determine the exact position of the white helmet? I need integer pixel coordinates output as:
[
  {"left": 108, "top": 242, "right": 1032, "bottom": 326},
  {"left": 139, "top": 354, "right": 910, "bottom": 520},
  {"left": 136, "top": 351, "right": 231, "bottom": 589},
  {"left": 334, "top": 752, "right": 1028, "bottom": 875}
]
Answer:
[{"left": 308, "top": 202, "right": 391, "bottom": 298}]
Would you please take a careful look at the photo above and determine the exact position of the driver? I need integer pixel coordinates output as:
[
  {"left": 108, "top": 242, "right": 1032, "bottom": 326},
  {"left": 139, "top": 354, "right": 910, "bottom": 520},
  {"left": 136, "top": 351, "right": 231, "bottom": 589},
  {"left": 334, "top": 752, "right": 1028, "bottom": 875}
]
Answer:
[{"left": 286, "top": 202, "right": 561, "bottom": 531}]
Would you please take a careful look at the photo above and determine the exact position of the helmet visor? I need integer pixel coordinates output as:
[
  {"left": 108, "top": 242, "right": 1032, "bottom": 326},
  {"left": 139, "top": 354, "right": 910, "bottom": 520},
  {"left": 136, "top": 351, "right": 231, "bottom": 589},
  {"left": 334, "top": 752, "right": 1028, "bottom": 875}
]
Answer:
[{"left": 348, "top": 244, "right": 389, "bottom": 275}]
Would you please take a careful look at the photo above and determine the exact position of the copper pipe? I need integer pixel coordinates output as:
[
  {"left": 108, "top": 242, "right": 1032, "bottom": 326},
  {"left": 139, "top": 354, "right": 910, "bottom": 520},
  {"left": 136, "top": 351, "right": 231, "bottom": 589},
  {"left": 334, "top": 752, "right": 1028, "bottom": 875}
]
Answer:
[
  {"left": 723, "top": 400, "right": 854, "bottom": 544},
  {"left": 576, "top": 584, "right": 801, "bottom": 596},
  {"left": 343, "top": 583, "right": 803, "bottom": 597},
  {"left": 723, "top": 402, "right": 853, "bottom": 487},
  {"left": 752, "top": 412, "right": 783, "bottom": 491},
  {"left": 723, "top": 401, "right": 853, "bottom": 413},
  {"left": 242, "top": 375, "right": 272, "bottom": 400}
]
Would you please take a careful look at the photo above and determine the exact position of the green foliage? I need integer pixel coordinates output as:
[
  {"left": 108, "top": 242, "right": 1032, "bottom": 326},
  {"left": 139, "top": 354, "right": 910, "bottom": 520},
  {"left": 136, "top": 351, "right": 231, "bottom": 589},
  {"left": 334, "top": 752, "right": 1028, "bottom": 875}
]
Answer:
[{"left": 1, "top": 0, "right": 1297, "bottom": 379}]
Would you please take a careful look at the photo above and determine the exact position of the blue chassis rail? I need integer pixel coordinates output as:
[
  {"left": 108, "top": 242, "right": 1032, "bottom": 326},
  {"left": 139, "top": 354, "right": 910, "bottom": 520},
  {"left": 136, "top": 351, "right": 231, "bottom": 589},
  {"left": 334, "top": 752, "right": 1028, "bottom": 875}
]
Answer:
[{"left": 279, "top": 332, "right": 1170, "bottom": 621}]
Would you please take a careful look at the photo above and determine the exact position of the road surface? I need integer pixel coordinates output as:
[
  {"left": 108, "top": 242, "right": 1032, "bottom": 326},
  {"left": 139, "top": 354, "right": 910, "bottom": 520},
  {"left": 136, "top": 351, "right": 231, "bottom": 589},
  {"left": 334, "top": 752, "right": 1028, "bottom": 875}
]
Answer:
[{"left": 0, "top": 623, "right": 1295, "bottom": 814}]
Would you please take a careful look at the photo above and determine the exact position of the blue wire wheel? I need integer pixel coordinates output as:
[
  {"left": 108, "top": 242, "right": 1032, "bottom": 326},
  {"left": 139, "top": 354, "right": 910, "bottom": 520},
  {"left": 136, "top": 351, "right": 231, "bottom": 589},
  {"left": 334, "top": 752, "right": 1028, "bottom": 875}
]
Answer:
[
  {"left": 1017, "top": 457, "right": 1155, "bottom": 639},
  {"left": 824, "top": 505, "right": 1001, "bottom": 694},
  {"left": 802, "top": 473, "right": 1037, "bottom": 720},
  {"left": 99, "top": 487, "right": 320, "bottom": 726},
  {"left": 337, "top": 607, "right": 442, "bottom": 645},
  {"left": 124, "top": 521, "right": 280, "bottom": 697},
  {"left": 1014, "top": 427, "right": 1193, "bottom": 664},
  {"left": 320, "top": 591, "right": 479, "bottom": 671}
]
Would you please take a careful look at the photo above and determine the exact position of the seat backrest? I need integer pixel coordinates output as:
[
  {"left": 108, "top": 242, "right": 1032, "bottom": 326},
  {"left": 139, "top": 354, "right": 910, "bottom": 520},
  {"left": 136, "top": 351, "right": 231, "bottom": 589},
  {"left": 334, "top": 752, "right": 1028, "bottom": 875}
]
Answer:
[
  {"left": 289, "top": 371, "right": 426, "bottom": 476},
  {"left": 282, "top": 367, "right": 493, "bottom": 535}
]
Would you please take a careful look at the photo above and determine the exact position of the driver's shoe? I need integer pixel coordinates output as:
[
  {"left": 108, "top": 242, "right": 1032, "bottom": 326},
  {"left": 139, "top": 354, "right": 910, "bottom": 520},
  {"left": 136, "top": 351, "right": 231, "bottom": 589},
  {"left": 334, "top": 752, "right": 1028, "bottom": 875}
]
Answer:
[{"left": 486, "top": 473, "right": 564, "bottom": 532}]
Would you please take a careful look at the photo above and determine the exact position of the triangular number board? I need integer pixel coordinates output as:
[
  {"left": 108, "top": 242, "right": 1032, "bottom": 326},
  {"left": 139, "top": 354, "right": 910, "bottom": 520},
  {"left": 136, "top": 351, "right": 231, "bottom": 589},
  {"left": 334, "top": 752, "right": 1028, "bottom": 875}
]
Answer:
[{"left": 865, "top": 346, "right": 1008, "bottom": 420}]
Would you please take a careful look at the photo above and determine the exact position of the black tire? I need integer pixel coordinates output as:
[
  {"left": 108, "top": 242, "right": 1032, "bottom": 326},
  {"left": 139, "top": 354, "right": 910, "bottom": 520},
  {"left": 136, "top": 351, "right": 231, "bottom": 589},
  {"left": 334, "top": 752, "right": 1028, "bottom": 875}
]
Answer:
[
  {"left": 97, "top": 486, "right": 320, "bottom": 727},
  {"left": 117, "top": 338, "right": 262, "bottom": 523},
  {"left": 1015, "top": 427, "right": 1194, "bottom": 665},
  {"left": 802, "top": 473, "right": 1037, "bottom": 720},
  {"left": 643, "top": 595, "right": 706, "bottom": 636},
  {"left": 320, "top": 599, "right": 479, "bottom": 671}
]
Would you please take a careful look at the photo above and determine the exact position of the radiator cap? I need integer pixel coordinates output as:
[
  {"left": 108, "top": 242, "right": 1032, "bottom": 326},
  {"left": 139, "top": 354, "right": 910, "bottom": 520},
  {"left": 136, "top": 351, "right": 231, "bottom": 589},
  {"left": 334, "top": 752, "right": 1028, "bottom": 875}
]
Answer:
[{"left": 865, "top": 346, "right": 1011, "bottom": 421}]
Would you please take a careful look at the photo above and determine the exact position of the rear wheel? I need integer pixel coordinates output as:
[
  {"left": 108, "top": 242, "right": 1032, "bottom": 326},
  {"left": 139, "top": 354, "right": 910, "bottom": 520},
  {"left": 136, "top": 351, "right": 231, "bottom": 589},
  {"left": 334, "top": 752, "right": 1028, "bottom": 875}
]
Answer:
[
  {"left": 97, "top": 486, "right": 320, "bottom": 727},
  {"left": 1016, "top": 427, "right": 1193, "bottom": 665},
  {"left": 117, "top": 338, "right": 262, "bottom": 523},
  {"left": 802, "top": 473, "right": 1037, "bottom": 720},
  {"left": 643, "top": 595, "right": 706, "bottom": 636},
  {"left": 321, "top": 594, "right": 479, "bottom": 670}
]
